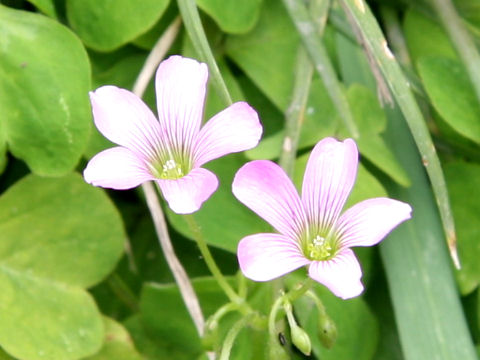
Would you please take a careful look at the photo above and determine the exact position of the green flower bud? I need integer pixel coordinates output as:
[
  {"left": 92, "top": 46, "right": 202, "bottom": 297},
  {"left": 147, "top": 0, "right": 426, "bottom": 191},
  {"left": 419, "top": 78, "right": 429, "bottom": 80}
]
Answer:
[
  {"left": 318, "top": 314, "right": 337, "bottom": 349},
  {"left": 291, "top": 324, "right": 312, "bottom": 356}
]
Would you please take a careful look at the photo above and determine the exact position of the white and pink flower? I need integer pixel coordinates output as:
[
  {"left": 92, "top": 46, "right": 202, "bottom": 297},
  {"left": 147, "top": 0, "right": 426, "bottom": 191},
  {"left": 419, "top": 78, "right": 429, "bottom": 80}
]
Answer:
[
  {"left": 84, "top": 55, "right": 262, "bottom": 214},
  {"left": 233, "top": 137, "right": 412, "bottom": 299}
]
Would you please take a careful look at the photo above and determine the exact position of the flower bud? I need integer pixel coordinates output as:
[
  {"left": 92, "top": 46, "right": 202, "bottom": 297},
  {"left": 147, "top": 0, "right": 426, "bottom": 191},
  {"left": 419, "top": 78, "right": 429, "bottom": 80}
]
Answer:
[
  {"left": 317, "top": 314, "right": 337, "bottom": 349},
  {"left": 291, "top": 324, "right": 312, "bottom": 356}
]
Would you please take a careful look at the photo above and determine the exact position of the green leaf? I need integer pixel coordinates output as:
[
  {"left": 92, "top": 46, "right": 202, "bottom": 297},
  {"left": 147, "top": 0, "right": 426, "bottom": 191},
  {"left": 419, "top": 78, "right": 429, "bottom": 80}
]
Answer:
[
  {"left": 135, "top": 278, "right": 229, "bottom": 358},
  {"left": 196, "top": 0, "right": 262, "bottom": 34},
  {"left": 25, "top": 0, "right": 57, "bottom": 17},
  {"left": 66, "top": 0, "right": 170, "bottom": 51},
  {"left": 418, "top": 56, "right": 480, "bottom": 144},
  {"left": 0, "top": 272, "right": 102, "bottom": 360},
  {"left": 84, "top": 317, "right": 143, "bottom": 360},
  {"left": 444, "top": 161, "right": 480, "bottom": 294},
  {"left": 403, "top": 9, "right": 457, "bottom": 67},
  {"left": 0, "top": 5, "right": 91, "bottom": 176},
  {"left": 335, "top": 31, "right": 377, "bottom": 91},
  {"left": 225, "top": 0, "right": 298, "bottom": 110},
  {"left": 0, "top": 347, "right": 15, "bottom": 360},
  {"left": 0, "top": 173, "right": 125, "bottom": 360},
  {"left": 166, "top": 154, "right": 270, "bottom": 253}
]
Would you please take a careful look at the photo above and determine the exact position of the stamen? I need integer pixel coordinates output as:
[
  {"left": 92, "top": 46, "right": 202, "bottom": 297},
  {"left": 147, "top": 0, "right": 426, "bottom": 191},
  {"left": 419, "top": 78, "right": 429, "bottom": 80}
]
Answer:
[
  {"left": 159, "top": 159, "right": 184, "bottom": 179},
  {"left": 305, "top": 235, "right": 334, "bottom": 261}
]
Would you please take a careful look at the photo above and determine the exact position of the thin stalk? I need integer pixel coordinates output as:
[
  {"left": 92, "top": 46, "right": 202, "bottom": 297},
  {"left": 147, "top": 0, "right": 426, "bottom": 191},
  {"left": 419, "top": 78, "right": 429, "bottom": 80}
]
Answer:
[
  {"left": 237, "top": 271, "right": 248, "bottom": 299},
  {"left": 339, "top": 0, "right": 459, "bottom": 268},
  {"left": 144, "top": 183, "right": 205, "bottom": 336},
  {"left": 429, "top": 0, "right": 480, "bottom": 103},
  {"left": 132, "top": 16, "right": 181, "bottom": 96},
  {"left": 285, "top": 277, "right": 314, "bottom": 302},
  {"left": 278, "top": 50, "right": 313, "bottom": 177},
  {"left": 279, "top": 0, "right": 329, "bottom": 177},
  {"left": 131, "top": 17, "right": 206, "bottom": 337},
  {"left": 177, "top": 0, "right": 232, "bottom": 106},
  {"left": 184, "top": 214, "right": 243, "bottom": 304},
  {"left": 207, "top": 302, "right": 239, "bottom": 329},
  {"left": 282, "top": 0, "right": 359, "bottom": 138},
  {"left": 219, "top": 315, "right": 253, "bottom": 360},
  {"left": 268, "top": 294, "right": 285, "bottom": 341},
  {"left": 268, "top": 278, "right": 314, "bottom": 338},
  {"left": 107, "top": 273, "right": 139, "bottom": 312}
]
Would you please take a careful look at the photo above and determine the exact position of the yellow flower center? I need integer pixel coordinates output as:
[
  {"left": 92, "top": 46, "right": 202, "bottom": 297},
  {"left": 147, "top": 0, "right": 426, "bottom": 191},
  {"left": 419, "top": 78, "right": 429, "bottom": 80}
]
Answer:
[
  {"left": 300, "top": 229, "right": 338, "bottom": 261},
  {"left": 307, "top": 235, "right": 332, "bottom": 260},
  {"left": 160, "top": 159, "right": 184, "bottom": 179},
  {"left": 148, "top": 157, "right": 190, "bottom": 180}
]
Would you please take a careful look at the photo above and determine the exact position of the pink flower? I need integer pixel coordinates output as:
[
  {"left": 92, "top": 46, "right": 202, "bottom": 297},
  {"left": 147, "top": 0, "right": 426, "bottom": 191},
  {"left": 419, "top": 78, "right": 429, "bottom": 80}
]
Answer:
[
  {"left": 233, "top": 137, "right": 412, "bottom": 299},
  {"left": 84, "top": 55, "right": 262, "bottom": 214}
]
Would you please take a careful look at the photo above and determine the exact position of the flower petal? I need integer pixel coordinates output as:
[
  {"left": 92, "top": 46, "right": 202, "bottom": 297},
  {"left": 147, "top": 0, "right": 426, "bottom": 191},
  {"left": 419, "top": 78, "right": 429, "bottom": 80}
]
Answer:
[
  {"left": 308, "top": 249, "right": 363, "bottom": 299},
  {"left": 155, "top": 56, "right": 208, "bottom": 152},
  {"left": 302, "top": 137, "right": 358, "bottom": 230},
  {"left": 89, "top": 86, "right": 162, "bottom": 160},
  {"left": 232, "top": 160, "right": 307, "bottom": 239},
  {"left": 157, "top": 167, "right": 218, "bottom": 214},
  {"left": 238, "top": 233, "right": 309, "bottom": 281},
  {"left": 336, "top": 198, "right": 412, "bottom": 248},
  {"left": 83, "top": 147, "right": 155, "bottom": 189},
  {"left": 193, "top": 102, "right": 262, "bottom": 166}
]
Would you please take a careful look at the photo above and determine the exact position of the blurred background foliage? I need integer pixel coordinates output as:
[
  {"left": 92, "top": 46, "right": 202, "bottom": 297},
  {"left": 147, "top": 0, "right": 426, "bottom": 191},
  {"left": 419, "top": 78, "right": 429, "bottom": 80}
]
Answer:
[{"left": 0, "top": 0, "right": 480, "bottom": 359}]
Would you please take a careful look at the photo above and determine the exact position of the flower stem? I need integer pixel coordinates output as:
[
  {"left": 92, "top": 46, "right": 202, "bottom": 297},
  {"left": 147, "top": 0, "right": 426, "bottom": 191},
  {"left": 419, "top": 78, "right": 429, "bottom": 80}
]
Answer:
[
  {"left": 177, "top": 0, "right": 232, "bottom": 106},
  {"left": 144, "top": 183, "right": 205, "bottom": 336},
  {"left": 107, "top": 273, "right": 139, "bottom": 312},
  {"left": 267, "top": 278, "right": 313, "bottom": 339},
  {"left": 282, "top": 0, "right": 359, "bottom": 139},
  {"left": 184, "top": 214, "right": 243, "bottom": 304},
  {"left": 219, "top": 315, "right": 253, "bottom": 360},
  {"left": 279, "top": 0, "right": 330, "bottom": 177},
  {"left": 132, "top": 16, "right": 182, "bottom": 96}
]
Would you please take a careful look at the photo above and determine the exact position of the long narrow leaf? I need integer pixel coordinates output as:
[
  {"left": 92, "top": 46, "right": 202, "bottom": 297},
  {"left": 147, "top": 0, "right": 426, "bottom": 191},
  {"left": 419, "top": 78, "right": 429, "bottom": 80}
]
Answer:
[
  {"left": 339, "top": 0, "right": 459, "bottom": 268},
  {"left": 380, "top": 106, "right": 478, "bottom": 360}
]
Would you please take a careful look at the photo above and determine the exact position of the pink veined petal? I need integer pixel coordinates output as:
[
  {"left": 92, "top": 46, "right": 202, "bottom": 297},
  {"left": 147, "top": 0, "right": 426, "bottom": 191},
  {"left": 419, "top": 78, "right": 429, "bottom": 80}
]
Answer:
[
  {"left": 302, "top": 137, "right": 358, "bottom": 230},
  {"left": 238, "top": 233, "right": 310, "bottom": 281},
  {"left": 193, "top": 102, "right": 262, "bottom": 167},
  {"left": 335, "top": 197, "right": 412, "bottom": 248},
  {"left": 156, "top": 167, "right": 218, "bottom": 214},
  {"left": 308, "top": 248, "right": 364, "bottom": 300},
  {"left": 232, "top": 160, "right": 308, "bottom": 240},
  {"left": 155, "top": 56, "right": 208, "bottom": 154},
  {"left": 83, "top": 147, "right": 155, "bottom": 190},
  {"left": 89, "top": 86, "right": 162, "bottom": 160}
]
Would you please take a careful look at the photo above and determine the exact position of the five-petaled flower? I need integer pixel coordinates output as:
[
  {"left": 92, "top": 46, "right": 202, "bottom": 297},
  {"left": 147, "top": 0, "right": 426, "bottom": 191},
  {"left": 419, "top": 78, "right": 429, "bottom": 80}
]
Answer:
[
  {"left": 83, "top": 55, "right": 262, "bottom": 214},
  {"left": 233, "top": 137, "right": 412, "bottom": 299}
]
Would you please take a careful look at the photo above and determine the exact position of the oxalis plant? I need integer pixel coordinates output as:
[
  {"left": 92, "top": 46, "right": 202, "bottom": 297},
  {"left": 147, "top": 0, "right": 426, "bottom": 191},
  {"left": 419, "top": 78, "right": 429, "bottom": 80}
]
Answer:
[{"left": 0, "top": 0, "right": 479, "bottom": 359}]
